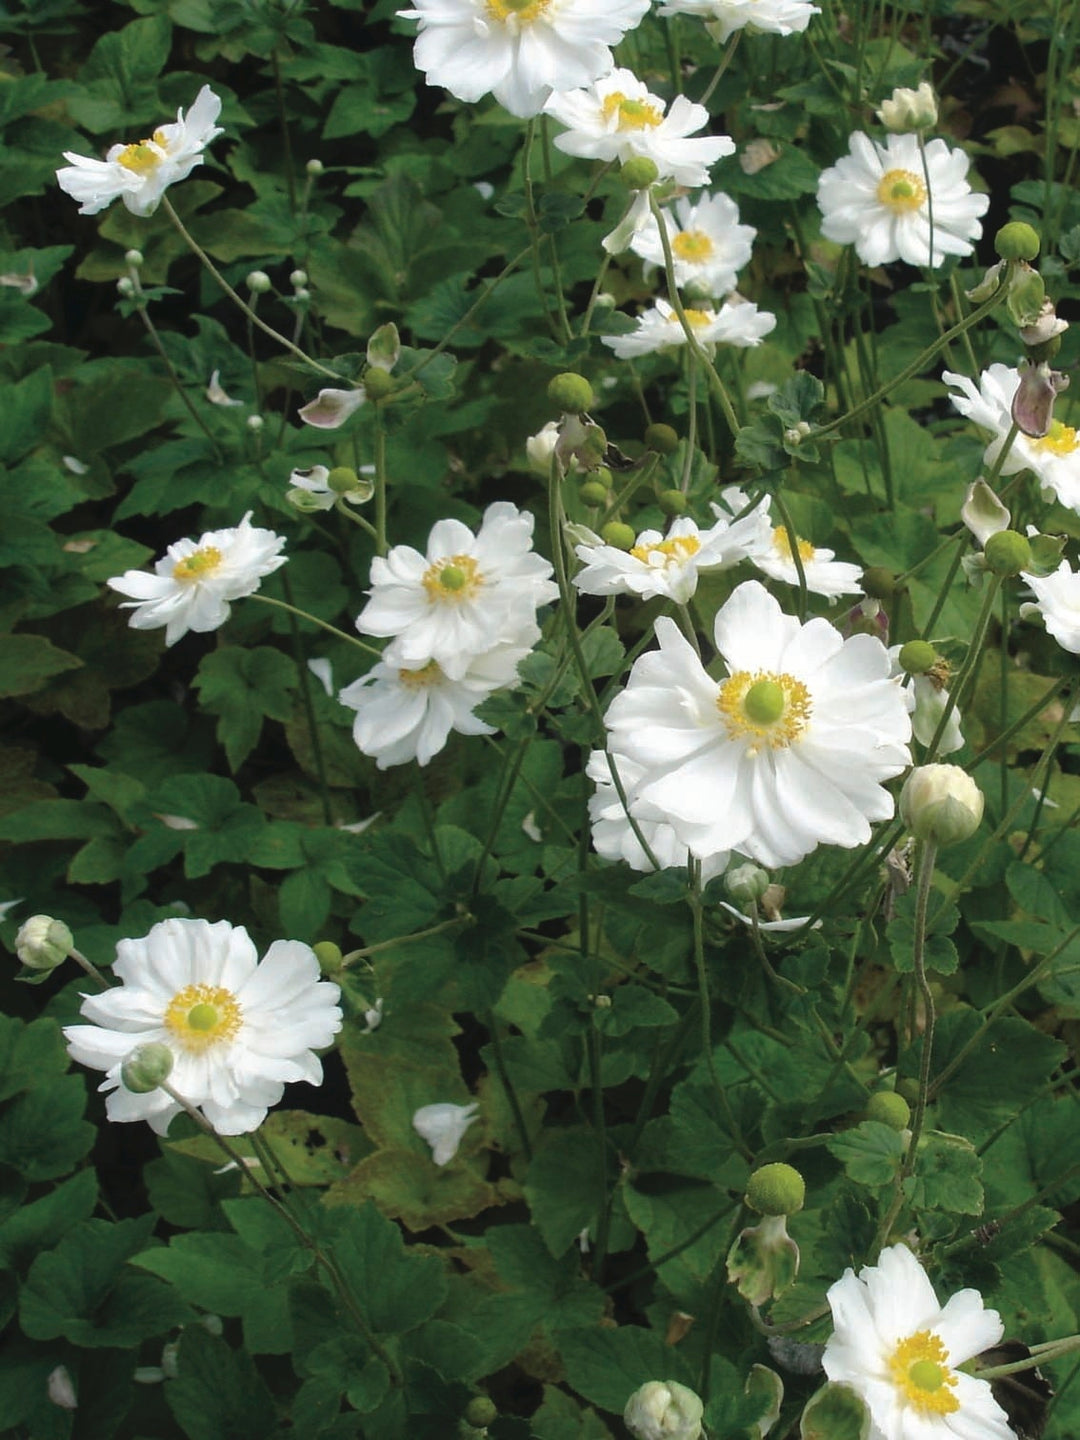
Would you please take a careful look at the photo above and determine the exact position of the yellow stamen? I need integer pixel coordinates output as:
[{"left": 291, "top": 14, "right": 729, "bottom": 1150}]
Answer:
[
  {"left": 163, "top": 983, "right": 242, "bottom": 1054},
  {"left": 672, "top": 229, "right": 715, "bottom": 263},
  {"left": 116, "top": 142, "right": 163, "bottom": 175},
  {"left": 601, "top": 91, "right": 664, "bottom": 131},
  {"left": 398, "top": 660, "right": 443, "bottom": 689},
  {"left": 876, "top": 168, "right": 927, "bottom": 213},
  {"left": 682, "top": 308, "right": 714, "bottom": 328},
  {"left": 629, "top": 535, "right": 701, "bottom": 565},
  {"left": 486, "top": 0, "right": 551, "bottom": 19},
  {"left": 716, "top": 669, "right": 812, "bottom": 751},
  {"left": 772, "top": 526, "right": 816, "bottom": 563},
  {"left": 172, "top": 546, "right": 223, "bottom": 582},
  {"left": 888, "top": 1331, "right": 959, "bottom": 1416},
  {"left": 421, "top": 553, "right": 483, "bottom": 603},
  {"left": 1031, "top": 419, "right": 1079, "bottom": 457}
]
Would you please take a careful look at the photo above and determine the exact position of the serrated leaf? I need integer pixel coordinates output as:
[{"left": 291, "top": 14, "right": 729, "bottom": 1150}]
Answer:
[
  {"left": 193, "top": 646, "right": 297, "bottom": 770},
  {"left": 826, "top": 1121, "right": 905, "bottom": 1187}
]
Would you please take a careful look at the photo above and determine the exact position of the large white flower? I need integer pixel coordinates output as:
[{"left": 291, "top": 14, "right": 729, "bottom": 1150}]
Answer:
[
  {"left": 339, "top": 626, "right": 538, "bottom": 769},
  {"left": 631, "top": 191, "right": 756, "bottom": 298},
  {"left": 602, "top": 296, "right": 775, "bottom": 359},
  {"left": 545, "top": 68, "right": 735, "bottom": 185},
  {"left": 588, "top": 749, "right": 730, "bottom": 880},
  {"left": 63, "top": 918, "right": 342, "bottom": 1136},
  {"left": 822, "top": 1243, "right": 1013, "bottom": 1440},
  {"left": 944, "top": 364, "right": 1080, "bottom": 512},
  {"left": 817, "top": 132, "right": 988, "bottom": 268},
  {"left": 748, "top": 525, "right": 864, "bottom": 599},
  {"left": 356, "top": 502, "right": 557, "bottom": 679},
  {"left": 658, "top": 0, "right": 820, "bottom": 44},
  {"left": 57, "top": 86, "right": 223, "bottom": 217},
  {"left": 398, "top": 0, "right": 650, "bottom": 118},
  {"left": 106, "top": 512, "right": 287, "bottom": 647},
  {"left": 602, "top": 580, "right": 911, "bottom": 868},
  {"left": 1020, "top": 558, "right": 1080, "bottom": 654}
]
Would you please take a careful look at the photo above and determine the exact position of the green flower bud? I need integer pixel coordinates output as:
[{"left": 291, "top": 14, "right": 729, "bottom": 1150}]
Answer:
[
  {"left": 866, "top": 1090, "right": 911, "bottom": 1130},
  {"left": 746, "top": 1162, "right": 805, "bottom": 1217},
  {"left": 579, "top": 479, "right": 610, "bottom": 507},
  {"left": 328, "top": 466, "right": 361, "bottom": 494},
  {"left": 290, "top": 269, "right": 309, "bottom": 289},
  {"left": 620, "top": 156, "right": 661, "bottom": 190},
  {"left": 306, "top": 158, "right": 325, "bottom": 176},
  {"left": 121, "top": 1043, "right": 174, "bottom": 1094},
  {"left": 861, "top": 566, "right": 898, "bottom": 600},
  {"left": 313, "top": 940, "right": 344, "bottom": 975},
  {"left": 362, "top": 367, "right": 395, "bottom": 400},
  {"left": 644, "top": 422, "right": 679, "bottom": 454},
  {"left": 897, "top": 640, "right": 938, "bottom": 676},
  {"left": 547, "top": 372, "right": 595, "bottom": 414},
  {"left": 246, "top": 270, "right": 272, "bottom": 294},
  {"left": 900, "top": 764, "right": 984, "bottom": 847},
  {"left": 14, "top": 915, "right": 73, "bottom": 972},
  {"left": 116, "top": 276, "right": 135, "bottom": 298},
  {"left": 877, "top": 81, "right": 938, "bottom": 133},
  {"left": 601, "top": 521, "right": 636, "bottom": 551},
  {"left": 624, "top": 1381, "right": 703, "bottom": 1440},
  {"left": 725, "top": 863, "right": 771, "bottom": 907},
  {"left": 464, "top": 1396, "right": 497, "bottom": 1429},
  {"left": 995, "top": 221, "right": 1040, "bottom": 262},
  {"left": 124, "top": 248, "right": 144, "bottom": 268},
  {"left": 246, "top": 414, "right": 264, "bottom": 432},
  {"left": 983, "top": 528, "right": 1032, "bottom": 576},
  {"left": 658, "top": 489, "right": 688, "bottom": 516}
]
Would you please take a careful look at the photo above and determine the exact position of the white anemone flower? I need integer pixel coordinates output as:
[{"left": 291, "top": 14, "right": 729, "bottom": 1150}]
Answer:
[
  {"left": 748, "top": 525, "right": 864, "bottom": 599},
  {"left": 631, "top": 192, "right": 756, "bottom": 297},
  {"left": 602, "top": 580, "right": 911, "bottom": 869},
  {"left": 355, "top": 501, "right": 558, "bottom": 679},
  {"left": 602, "top": 296, "right": 776, "bottom": 360},
  {"left": 545, "top": 68, "right": 735, "bottom": 186},
  {"left": 817, "top": 132, "right": 988, "bottom": 268},
  {"left": 57, "top": 86, "right": 223, "bottom": 217},
  {"left": 106, "top": 512, "right": 287, "bottom": 647},
  {"left": 397, "top": 0, "right": 650, "bottom": 119},
  {"left": 63, "top": 918, "right": 342, "bottom": 1137},
  {"left": 588, "top": 749, "right": 731, "bottom": 880},
  {"left": 413, "top": 1101, "right": 479, "bottom": 1165},
  {"left": 339, "top": 626, "right": 538, "bottom": 769},
  {"left": 658, "top": 0, "right": 820, "bottom": 44},
  {"left": 1020, "top": 558, "right": 1080, "bottom": 654},
  {"left": 944, "top": 364, "right": 1080, "bottom": 513},
  {"left": 823, "top": 1243, "right": 1013, "bottom": 1440}
]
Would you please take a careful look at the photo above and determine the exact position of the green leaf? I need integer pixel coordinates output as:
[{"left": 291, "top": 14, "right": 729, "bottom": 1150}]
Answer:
[
  {"left": 557, "top": 1325, "right": 693, "bottom": 1415},
  {"left": 826, "top": 1121, "right": 905, "bottom": 1187},
  {"left": 0, "top": 633, "right": 82, "bottom": 698},
  {"left": 800, "top": 1382, "right": 870, "bottom": 1440},
  {"left": 596, "top": 985, "right": 679, "bottom": 1037},
  {"left": 904, "top": 1131, "right": 983, "bottom": 1214},
  {"left": 0, "top": 1015, "right": 68, "bottom": 1102},
  {"left": 525, "top": 1127, "right": 607, "bottom": 1257},
  {"left": 193, "top": 646, "right": 297, "bottom": 770},
  {"left": 0, "top": 1074, "right": 95, "bottom": 1181},
  {"left": 0, "top": 1168, "right": 97, "bottom": 1272},
  {"left": 887, "top": 893, "right": 959, "bottom": 975},
  {"left": 322, "top": 1200, "right": 448, "bottom": 1334},
  {"left": 165, "top": 1325, "right": 277, "bottom": 1440}
]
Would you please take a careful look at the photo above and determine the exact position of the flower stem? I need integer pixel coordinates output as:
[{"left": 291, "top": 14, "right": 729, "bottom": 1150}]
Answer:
[
  {"left": 249, "top": 593, "right": 382, "bottom": 658},
  {"left": 688, "top": 862, "right": 752, "bottom": 1160}
]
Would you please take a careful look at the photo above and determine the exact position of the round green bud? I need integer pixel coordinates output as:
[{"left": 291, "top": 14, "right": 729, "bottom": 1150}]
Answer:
[
  {"left": 313, "top": 940, "right": 344, "bottom": 975},
  {"left": 362, "top": 367, "right": 395, "bottom": 400},
  {"left": 246, "top": 270, "right": 272, "bottom": 294},
  {"left": 601, "top": 521, "right": 637, "bottom": 551},
  {"left": 121, "top": 1043, "right": 174, "bottom": 1094},
  {"left": 14, "top": 915, "right": 73, "bottom": 972},
  {"left": 866, "top": 1090, "right": 911, "bottom": 1131},
  {"left": 464, "top": 1396, "right": 498, "bottom": 1429},
  {"left": 897, "top": 640, "right": 938, "bottom": 675},
  {"left": 290, "top": 269, "right": 309, "bottom": 289},
  {"left": 644, "top": 422, "right": 679, "bottom": 454},
  {"left": 659, "top": 489, "right": 688, "bottom": 516},
  {"left": 896, "top": 1076, "right": 921, "bottom": 1105},
  {"left": 725, "top": 862, "right": 770, "bottom": 907},
  {"left": 621, "top": 156, "right": 660, "bottom": 189},
  {"left": 246, "top": 414, "right": 264, "bottom": 432},
  {"left": 745, "top": 1162, "right": 805, "bottom": 1217},
  {"left": 579, "top": 479, "right": 610, "bottom": 507},
  {"left": 983, "top": 528, "right": 1032, "bottom": 576},
  {"left": 862, "top": 566, "right": 898, "bottom": 600},
  {"left": 116, "top": 276, "right": 135, "bottom": 298},
  {"left": 328, "top": 466, "right": 361, "bottom": 495},
  {"left": 995, "top": 221, "right": 1040, "bottom": 262},
  {"left": 293, "top": 287, "right": 311, "bottom": 303},
  {"left": 900, "top": 763, "right": 985, "bottom": 847},
  {"left": 306, "top": 158, "right": 325, "bottom": 176},
  {"left": 124, "top": 248, "right": 144, "bottom": 268},
  {"left": 547, "top": 372, "right": 595, "bottom": 414}
]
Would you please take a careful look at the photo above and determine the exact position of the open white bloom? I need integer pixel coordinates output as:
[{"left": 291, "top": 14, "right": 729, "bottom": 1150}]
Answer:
[
  {"left": 398, "top": 0, "right": 650, "bottom": 119},
  {"left": 823, "top": 1243, "right": 1013, "bottom": 1440},
  {"left": 658, "top": 0, "right": 819, "bottom": 44},
  {"left": 888, "top": 647, "right": 963, "bottom": 755},
  {"left": 545, "top": 68, "right": 735, "bottom": 185},
  {"left": 413, "top": 1101, "right": 479, "bottom": 1165},
  {"left": 63, "top": 918, "right": 342, "bottom": 1136},
  {"left": 1020, "top": 558, "right": 1080, "bottom": 654},
  {"left": 356, "top": 501, "right": 558, "bottom": 679},
  {"left": 944, "top": 364, "right": 1080, "bottom": 513},
  {"left": 603, "top": 581, "right": 911, "bottom": 869},
  {"left": 107, "top": 512, "right": 286, "bottom": 647},
  {"left": 748, "top": 525, "right": 864, "bottom": 599},
  {"left": 588, "top": 749, "right": 730, "bottom": 880},
  {"left": 339, "top": 626, "right": 538, "bottom": 769},
  {"left": 631, "top": 192, "right": 756, "bottom": 297},
  {"left": 817, "top": 132, "right": 987, "bottom": 268},
  {"left": 57, "top": 86, "right": 223, "bottom": 217},
  {"left": 602, "top": 296, "right": 775, "bottom": 360}
]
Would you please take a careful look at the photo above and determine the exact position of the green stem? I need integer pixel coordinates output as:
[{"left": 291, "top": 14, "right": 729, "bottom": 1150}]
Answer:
[
  {"left": 403, "top": 245, "right": 533, "bottom": 379},
  {"left": 689, "top": 862, "right": 752, "bottom": 1160},
  {"left": 373, "top": 408, "right": 388, "bottom": 558},
  {"left": 340, "top": 915, "right": 473, "bottom": 968},
  {"left": 249, "top": 593, "right": 383, "bottom": 657},
  {"left": 922, "top": 574, "right": 1002, "bottom": 762},
  {"left": 487, "top": 1009, "right": 533, "bottom": 1161}
]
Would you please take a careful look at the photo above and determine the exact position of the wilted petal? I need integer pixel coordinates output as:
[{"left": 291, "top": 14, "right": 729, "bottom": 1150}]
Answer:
[
  {"left": 961, "top": 480, "right": 1011, "bottom": 546},
  {"left": 298, "top": 386, "right": 366, "bottom": 429}
]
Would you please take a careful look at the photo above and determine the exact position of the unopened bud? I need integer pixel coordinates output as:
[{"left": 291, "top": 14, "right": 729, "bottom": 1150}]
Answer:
[
  {"left": 897, "top": 640, "right": 937, "bottom": 675},
  {"left": 725, "top": 863, "right": 770, "bottom": 907},
  {"left": 246, "top": 270, "right": 272, "bottom": 294},
  {"left": 746, "top": 1162, "right": 805, "bottom": 1217},
  {"left": 900, "top": 764, "right": 984, "bottom": 847},
  {"left": 658, "top": 489, "right": 688, "bottom": 516},
  {"left": 121, "top": 1043, "right": 174, "bottom": 1094},
  {"left": 464, "top": 1396, "right": 498, "bottom": 1429},
  {"left": 290, "top": 269, "right": 308, "bottom": 289},
  {"left": 293, "top": 287, "right": 311, "bottom": 303},
  {"left": 620, "top": 157, "right": 660, "bottom": 190},
  {"left": 644, "top": 422, "right": 679, "bottom": 454},
  {"left": 124, "top": 248, "right": 144, "bottom": 268},
  {"left": 983, "top": 529, "right": 1032, "bottom": 576},
  {"left": 866, "top": 1090, "right": 911, "bottom": 1130},
  {"left": 116, "top": 276, "right": 135, "bottom": 298},
  {"left": 246, "top": 414, "right": 264, "bottom": 432},
  {"left": 601, "top": 521, "right": 636, "bottom": 551},
  {"left": 15, "top": 915, "right": 73, "bottom": 971},
  {"left": 306, "top": 158, "right": 325, "bottom": 176},
  {"left": 862, "top": 566, "right": 898, "bottom": 600},
  {"left": 313, "top": 940, "right": 344, "bottom": 975},
  {"left": 995, "top": 221, "right": 1040, "bottom": 262},
  {"left": 547, "top": 372, "right": 595, "bottom": 414},
  {"left": 624, "top": 1381, "right": 704, "bottom": 1440},
  {"left": 876, "top": 81, "right": 938, "bottom": 133}
]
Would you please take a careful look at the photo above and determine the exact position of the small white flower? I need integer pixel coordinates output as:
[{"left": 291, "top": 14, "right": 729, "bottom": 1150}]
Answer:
[
  {"left": 1020, "top": 557, "right": 1080, "bottom": 654},
  {"left": 631, "top": 191, "right": 756, "bottom": 297},
  {"left": 298, "top": 387, "right": 366, "bottom": 429},
  {"left": 206, "top": 370, "right": 243, "bottom": 407},
  {"left": 398, "top": 0, "right": 651, "bottom": 119},
  {"left": 877, "top": 82, "right": 938, "bottom": 133},
  {"left": 817, "top": 132, "right": 987, "bottom": 268},
  {"left": 658, "top": 0, "right": 820, "bottom": 44},
  {"left": 545, "top": 68, "right": 735, "bottom": 186},
  {"left": 46, "top": 1366, "right": 78, "bottom": 1411},
  {"left": 413, "top": 1101, "right": 479, "bottom": 1165},
  {"left": 822, "top": 1242, "right": 1013, "bottom": 1440},
  {"left": 888, "top": 647, "right": 963, "bottom": 755},
  {"left": 748, "top": 525, "right": 864, "bottom": 599},
  {"left": 361, "top": 998, "right": 384, "bottom": 1033},
  {"left": 106, "top": 512, "right": 286, "bottom": 647},
  {"left": 308, "top": 657, "right": 334, "bottom": 696},
  {"left": 57, "top": 86, "right": 223, "bottom": 217},
  {"left": 63, "top": 918, "right": 343, "bottom": 1136},
  {"left": 587, "top": 749, "right": 731, "bottom": 880},
  {"left": 602, "top": 296, "right": 775, "bottom": 360}
]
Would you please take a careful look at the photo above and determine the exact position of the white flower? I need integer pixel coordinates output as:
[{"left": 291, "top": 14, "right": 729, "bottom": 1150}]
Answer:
[
  {"left": 106, "top": 512, "right": 287, "bottom": 647},
  {"left": 398, "top": 0, "right": 651, "bottom": 119},
  {"left": 298, "top": 387, "right": 366, "bottom": 429},
  {"left": 658, "top": 0, "right": 820, "bottom": 44},
  {"left": 413, "top": 1101, "right": 479, "bottom": 1165},
  {"left": 817, "top": 132, "right": 988, "bottom": 268},
  {"left": 602, "top": 296, "right": 775, "bottom": 360},
  {"left": 888, "top": 647, "right": 963, "bottom": 755},
  {"left": 1020, "top": 557, "right": 1080, "bottom": 654},
  {"left": 361, "top": 998, "right": 384, "bottom": 1033},
  {"left": 631, "top": 191, "right": 756, "bottom": 297},
  {"left": 718, "top": 902, "right": 820, "bottom": 932},
  {"left": 748, "top": 525, "right": 864, "bottom": 599},
  {"left": 356, "top": 501, "right": 558, "bottom": 679},
  {"left": 206, "top": 370, "right": 243, "bottom": 407},
  {"left": 624, "top": 1380, "right": 704, "bottom": 1440},
  {"left": 286, "top": 464, "right": 374, "bottom": 510},
  {"left": 57, "top": 86, "right": 223, "bottom": 217},
  {"left": 587, "top": 749, "right": 730, "bottom": 880},
  {"left": 545, "top": 68, "right": 734, "bottom": 186},
  {"left": 944, "top": 364, "right": 1080, "bottom": 513},
  {"left": 602, "top": 580, "right": 911, "bottom": 869},
  {"left": 339, "top": 627, "right": 538, "bottom": 769},
  {"left": 822, "top": 1243, "right": 1013, "bottom": 1440},
  {"left": 63, "top": 918, "right": 343, "bottom": 1136}
]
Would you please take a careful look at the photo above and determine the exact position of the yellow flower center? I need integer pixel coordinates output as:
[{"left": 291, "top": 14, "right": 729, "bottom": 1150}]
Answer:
[
  {"left": 486, "top": 0, "right": 551, "bottom": 20},
  {"left": 682, "top": 308, "right": 714, "bottom": 328},
  {"left": 116, "top": 141, "right": 164, "bottom": 175},
  {"left": 1031, "top": 419, "right": 1079, "bottom": 456},
  {"left": 172, "top": 546, "right": 223, "bottom": 582},
  {"left": 876, "top": 168, "right": 927, "bottom": 213},
  {"left": 716, "top": 669, "right": 812, "bottom": 751},
  {"left": 772, "top": 526, "right": 816, "bottom": 563},
  {"left": 672, "top": 229, "right": 715, "bottom": 263},
  {"left": 398, "top": 660, "right": 443, "bottom": 689},
  {"left": 601, "top": 91, "right": 664, "bottom": 130},
  {"left": 421, "top": 553, "right": 483, "bottom": 603},
  {"left": 629, "top": 535, "right": 701, "bottom": 566},
  {"left": 888, "top": 1331, "right": 960, "bottom": 1416},
  {"left": 163, "top": 983, "right": 242, "bottom": 1054}
]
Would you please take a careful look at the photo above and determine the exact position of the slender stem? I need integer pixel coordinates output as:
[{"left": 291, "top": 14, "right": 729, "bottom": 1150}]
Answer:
[
  {"left": 129, "top": 294, "right": 223, "bottom": 456},
  {"left": 373, "top": 409, "right": 388, "bottom": 558},
  {"left": 68, "top": 948, "right": 111, "bottom": 989},
  {"left": 487, "top": 1009, "right": 533, "bottom": 1161},
  {"left": 699, "top": 32, "right": 741, "bottom": 106},
  {"left": 249, "top": 593, "right": 383, "bottom": 657},
  {"left": 689, "top": 861, "right": 752, "bottom": 1159},
  {"left": 903, "top": 840, "right": 938, "bottom": 1169},
  {"left": 340, "top": 915, "right": 472, "bottom": 968},
  {"left": 279, "top": 568, "right": 333, "bottom": 826},
  {"left": 769, "top": 489, "right": 809, "bottom": 623},
  {"left": 403, "top": 245, "right": 533, "bottom": 379},
  {"left": 922, "top": 574, "right": 1002, "bottom": 762}
]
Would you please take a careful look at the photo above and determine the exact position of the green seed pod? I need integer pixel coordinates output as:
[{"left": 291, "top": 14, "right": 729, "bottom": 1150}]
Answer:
[
  {"left": 658, "top": 489, "right": 688, "bottom": 516},
  {"left": 313, "top": 941, "right": 344, "bottom": 975},
  {"left": 994, "top": 221, "right": 1040, "bottom": 262},
  {"left": 328, "top": 466, "right": 362, "bottom": 494},
  {"left": 861, "top": 566, "right": 898, "bottom": 600},
  {"left": 547, "top": 372, "right": 595, "bottom": 414},
  {"left": 464, "top": 1397, "right": 498, "bottom": 1428},
  {"left": 897, "top": 640, "right": 938, "bottom": 675},
  {"left": 644, "top": 422, "right": 679, "bottom": 454},
  {"left": 579, "top": 479, "right": 610, "bottom": 507},
  {"left": 745, "top": 1162, "right": 806, "bottom": 1217},
  {"left": 601, "top": 521, "right": 637, "bottom": 551},
  {"left": 983, "top": 529, "right": 1032, "bottom": 576},
  {"left": 866, "top": 1090, "right": 911, "bottom": 1131},
  {"left": 620, "top": 156, "right": 660, "bottom": 189},
  {"left": 362, "top": 367, "right": 395, "bottom": 400}
]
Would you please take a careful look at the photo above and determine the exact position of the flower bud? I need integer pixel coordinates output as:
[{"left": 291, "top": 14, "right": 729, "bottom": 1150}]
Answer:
[
  {"left": 121, "top": 1043, "right": 174, "bottom": 1094},
  {"left": 624, "top": 1381, "right": 704, "bottom": 1440},
  {"left": 547, "top": 372, "right": 595, "bottom": 414},
  {"left": 246, "top": 270, "right": 272, "bottom": 294},
  {"left": 306, "top": 158, "right": 325, "bottom": 176},
  {"left": 124, "top": 248, "right": 144, "bottom": 268},
  {"left": 601, "top": 521, "right": 636, "bottom": 551},
  {"left": 644, "top": 422, "right": 679, "bottom": 454},
  {"left": 897, "top": 640, "right": 937, "bottom": 676},
  {"left": 866, "top": 1090, "right": 911, "bottom": 1130},
  {"left": 313, "top": 940, "right": 344, "bottom": 975},
  {"left": 995, "top": 221, "right": 1040, "bottom": 262},
  {"left": 367, "top": 321, "right": 401, "bottom": 373},
  {"left": 876, "top": 81, "right": 938, "bottom": 132},
  {"left": 620, "top": 156, "right": 660, "bottom": 189},
  {"left": 900, "top": 764, "right": 984, "bottom": 847},
  {"left": 725, "top": 863, "right": 771, "bottom": 907},
  {"left": 116, "top": 276, "right": 135, "bottom": 298},
  {"left": 579, "top": 479, "right": 609, "bottom": 507},
  {"left": 293, "top": 287, "right": 311, "bottom": 303},
  {"left": 861, "top": 566, "right": 898, "bottom": 600},
  {"left": 464, "top": 1396, "right": 498, "bottom": 1429},
  {"left": 658, "top": 489, "right": 688, "bottom": 516},
  {"left": 290, "top": 269, "right": 309, "bottom": 289},
  {"left": 746, "top": 1162, "right": 805, "bottom": 1217},
  {"left": 983, "top": 528, "right": 1032, "bottom": 576},
  {"left": 246, "top": 414, "right": 264, "bottom": 432},
  {"left": 15, "top": 915, "right": 73, "bottom": 971}
]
